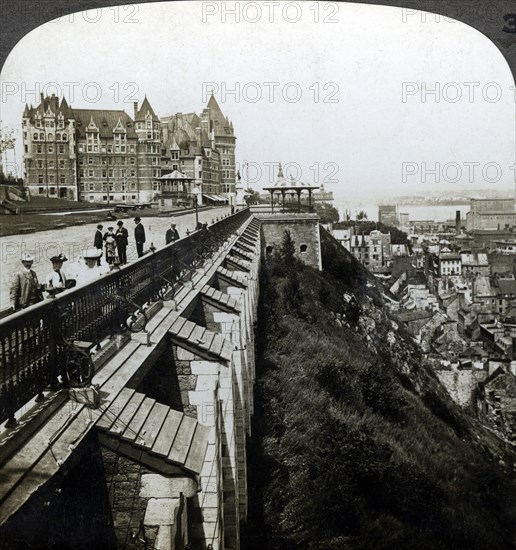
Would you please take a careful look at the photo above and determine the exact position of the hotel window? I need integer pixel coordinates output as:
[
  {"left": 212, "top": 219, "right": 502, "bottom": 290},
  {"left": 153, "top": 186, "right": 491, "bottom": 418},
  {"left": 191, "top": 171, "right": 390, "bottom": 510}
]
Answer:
[
  {"left": 88, "top": 157, "right": 93, "bottom": 164},
  {"left": 79, "top": 169, "right": 84, "bottom": 177},
  {"left": 56, "top": 133, "right": 61, "bottom": 141},
  {"left": 62, "top": 134, "right": 67, "bottom": 141},
  {"left": 49, "top": 176, "right": 55, "bottom": 183},
  {"left": 102, "top": 169, "right": 107, "bottom": 178},
  {"left": 33, "top": 133, "right": 38, "bottom": 140},
  {"left": 130, "top": 157, "right": 135, "bottom": 165},
  {"left": 37, "top": 160, "right": 43, "bottom": 168},
  {"left": 38, "top": 187, "right": 44, "bottom": 194},
  {"left": 108, "top": 169, "right": 113, "bottom": 177},
  {"left": 48, "top": 145, "right": 53, "bottom": 153},
  {"left": 89, "top": 184, "right": 94, "bottom": 191},
  {"left": 171, "top": 151, "right": 179, "bottom": 160},
  {"left": 40, "top": 133, "right": 44, "bottom": 140},
  {"left": 48, "top": 133, "right": 53, "bottom": 141},
  {"left": 38, "top": 175, "right": 43, "bottom": 183},
  {"left": 130, "top": 145, "right": 135, "bottom": 153},
  {"left": 59, "top": 145, "right": 65, "bottom": 153},
  {"left": 59, "top": 160, "right": 65, "bottom": 169},
  {"left": 60, "top": 175, "right": 65, "bottom": 184},
  {"left": 107, "top": 145, "right": 113, "bottom": 153},
  {"left": 121, "top": 169, "right": 126, "bottom": 177},
  {"left": 78, "top": 144, "right": 84, "bottom": 152},
  {"left": 131, "top": 183, "right": 136, "bottom": 190},
  {"left": 88, "top": 169, "right": 94, "bottom": 177},
  {"left": 130, "top": 170, "right": 135, "bottom": 177},
  {"left": 121, "top": 157, "right": 126, "bottom": 165},
  {"left": 49, "top": 161, "right": 54, "bottom": 168}
]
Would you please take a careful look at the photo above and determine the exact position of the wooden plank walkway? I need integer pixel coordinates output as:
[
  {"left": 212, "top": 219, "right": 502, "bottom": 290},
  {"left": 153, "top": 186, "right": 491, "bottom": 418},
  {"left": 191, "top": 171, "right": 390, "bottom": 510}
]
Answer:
[
  {"left": 168, "top": 312, "right": 233, "bottom": 363},
  {"left": 200, "top": 285, "right": 241, "bottom": 314},
  {"left": 216, "top": 267, "right": 247, "bottom": 288},
  {"left": 96, "top": 390, "right": 211, "bottom": 475}
]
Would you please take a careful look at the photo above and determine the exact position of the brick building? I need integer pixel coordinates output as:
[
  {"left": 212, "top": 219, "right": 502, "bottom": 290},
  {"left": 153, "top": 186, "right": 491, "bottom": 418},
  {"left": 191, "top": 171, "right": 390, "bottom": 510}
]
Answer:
[
  {"left": 22, "top": 94, "right": 77, "bottom": 200},
  {"left": 160, "top": 94, "right": 236, "bottom": 206},
  {"left": 22, "top": 93, "right": 236, "bottom": 205}
]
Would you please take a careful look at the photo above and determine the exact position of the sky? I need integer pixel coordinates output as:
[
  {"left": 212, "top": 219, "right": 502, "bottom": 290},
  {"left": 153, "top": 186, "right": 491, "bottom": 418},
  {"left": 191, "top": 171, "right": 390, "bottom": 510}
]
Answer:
[{"left": 0, "top": 1, "right": 515, "bottom": 201}]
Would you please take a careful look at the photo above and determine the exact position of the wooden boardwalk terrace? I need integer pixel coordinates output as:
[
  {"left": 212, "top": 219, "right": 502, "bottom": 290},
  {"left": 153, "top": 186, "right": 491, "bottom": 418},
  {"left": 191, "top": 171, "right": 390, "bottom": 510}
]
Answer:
[{"left": 0, "top": 208, "right": 263, "bottom": 549}]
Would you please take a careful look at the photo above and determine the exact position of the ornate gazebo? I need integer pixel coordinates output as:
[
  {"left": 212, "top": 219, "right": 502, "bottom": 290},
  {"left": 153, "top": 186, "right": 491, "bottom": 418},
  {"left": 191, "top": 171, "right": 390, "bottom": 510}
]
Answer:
[{"left": 263, "top": 163, "right": 320, "bottom": 214}]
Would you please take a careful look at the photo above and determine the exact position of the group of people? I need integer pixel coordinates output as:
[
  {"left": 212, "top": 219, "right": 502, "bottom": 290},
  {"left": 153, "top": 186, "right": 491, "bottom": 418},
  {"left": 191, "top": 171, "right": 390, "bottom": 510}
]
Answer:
[
  {"left": 94, "top": 217, "right": 144, "bottom": 265},
  {"left": 9, "top": 252, "right": 72, "bottom": 311},
  {"left": 9, "top": 217, "right": 184, "bottom": 312}
]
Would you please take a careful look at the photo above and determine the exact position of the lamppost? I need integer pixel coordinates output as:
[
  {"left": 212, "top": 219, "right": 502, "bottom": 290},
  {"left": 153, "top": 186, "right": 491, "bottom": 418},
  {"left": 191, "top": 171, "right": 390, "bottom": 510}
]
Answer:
[
  {"left": 192, "top": 186, "right": 200, "bottom": 230},
  {"left": 228, "top": 192, "right": 236, "bottom": 215}
]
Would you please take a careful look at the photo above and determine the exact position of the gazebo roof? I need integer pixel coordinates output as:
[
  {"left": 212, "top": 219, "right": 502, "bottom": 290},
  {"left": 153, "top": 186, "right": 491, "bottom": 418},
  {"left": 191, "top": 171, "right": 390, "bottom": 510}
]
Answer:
[
  {"left": 159, "top": 170, "right": 191, "bottom": 181},
  {"left": 263, "top": 162, "right": 320, "bottom": 192}
]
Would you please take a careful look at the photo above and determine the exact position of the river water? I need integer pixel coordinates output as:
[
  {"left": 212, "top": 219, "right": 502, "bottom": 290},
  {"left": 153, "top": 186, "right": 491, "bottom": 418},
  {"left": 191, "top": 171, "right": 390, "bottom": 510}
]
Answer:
[
  {"left": 337, "top": 202, "right": 471, "bottom": 223},
  {"left": 0, "top": 207, "right": 228, "bottom": 309}
]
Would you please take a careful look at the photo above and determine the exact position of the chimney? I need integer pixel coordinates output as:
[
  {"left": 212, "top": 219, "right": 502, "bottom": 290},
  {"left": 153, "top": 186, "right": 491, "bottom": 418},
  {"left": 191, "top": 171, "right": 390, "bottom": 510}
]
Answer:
[
  {"left": 133, "top": 101, "right": 138, "bottom": 120},
  {"left": 40, "top": 92, "right": 44, "bottom": 103},
  {"left": 456, "top": 210, "right": 461, "bottom": 234}
]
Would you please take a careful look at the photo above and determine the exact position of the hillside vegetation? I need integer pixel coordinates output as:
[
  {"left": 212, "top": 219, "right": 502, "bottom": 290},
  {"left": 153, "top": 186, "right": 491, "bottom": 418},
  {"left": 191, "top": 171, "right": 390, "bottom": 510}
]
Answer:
[{"left": 243, "top": 229, "right": 516, "bottom": 549}]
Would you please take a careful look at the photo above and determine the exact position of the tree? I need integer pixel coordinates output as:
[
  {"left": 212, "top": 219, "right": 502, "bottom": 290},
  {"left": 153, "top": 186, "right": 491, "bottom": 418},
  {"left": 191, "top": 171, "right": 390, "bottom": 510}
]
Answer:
[
  {"left": 244, "top": 188, "right": 260, "bottom": 205},
  {"left": 314, "top": 203, "right": 339, "bottom": 224},
  {"left": 357, "top": 210, "right": 368, "bottom": 221}
]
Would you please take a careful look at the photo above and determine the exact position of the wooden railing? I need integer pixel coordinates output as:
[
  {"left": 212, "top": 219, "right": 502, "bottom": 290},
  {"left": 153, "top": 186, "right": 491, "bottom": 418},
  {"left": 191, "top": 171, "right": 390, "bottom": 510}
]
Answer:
[{"left": 0, "top": 208, "right": 251, "bottom": 426}]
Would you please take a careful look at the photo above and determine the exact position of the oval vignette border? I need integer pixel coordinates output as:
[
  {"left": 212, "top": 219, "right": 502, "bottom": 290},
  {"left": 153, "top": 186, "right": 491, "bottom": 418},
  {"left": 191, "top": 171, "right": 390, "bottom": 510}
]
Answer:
[{"left": 0, "top": 0, "right": 515, "bottom": 82}]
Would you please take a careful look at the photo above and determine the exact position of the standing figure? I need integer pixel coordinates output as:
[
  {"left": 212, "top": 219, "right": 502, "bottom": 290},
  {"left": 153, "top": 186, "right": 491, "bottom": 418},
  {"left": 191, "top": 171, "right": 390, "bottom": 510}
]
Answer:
[
  {"left": 165, "top": 223, "right": 180, "bottom": 245},
  {"left": 45, "top": 254, "right": 69, "bottom": 297},
  {"left": 74, "top": 248, "right": 109, "bottom": 286},
  {"left": 94, "top": 224, "right": 104, "bottom": 266},
  {"left": 134, "top": 217, "right": 146, "bottom": 258},
  {"left": 9, "top": 253, "right": 44, "bottom": 311},
  {"left": 115, "top": 220, "right": 129, "bottom": 265},
  {"left": 103, "top": 226, "right": 117, "bottom": 265}
]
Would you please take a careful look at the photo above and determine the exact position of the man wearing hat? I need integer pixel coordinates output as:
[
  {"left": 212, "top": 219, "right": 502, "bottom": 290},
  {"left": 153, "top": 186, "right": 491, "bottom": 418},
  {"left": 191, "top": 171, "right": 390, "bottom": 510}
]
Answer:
[
  {"left": 165, "top": 222, "right": 180, "bottom": 245},
  {"left": 115, "top": 220, "right": 129, "bottom": 265},
  {"left": 94, "top": 224, "right": 104, "bottom": 266},
  {"left": 46, "top": 253, "right": 69, "bottom": 296},
  {"left": 134, "top": 217, "right": 146, "bottom": 258},
  {"left": 9, "top": 253, "right": 44, "bottom": 311}
]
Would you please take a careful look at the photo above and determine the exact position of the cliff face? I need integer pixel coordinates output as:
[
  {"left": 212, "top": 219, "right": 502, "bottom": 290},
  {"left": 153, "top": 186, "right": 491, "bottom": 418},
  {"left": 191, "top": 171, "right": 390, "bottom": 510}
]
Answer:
[{"left": 243, "top": 230, "right": 516, "bottom": 550}]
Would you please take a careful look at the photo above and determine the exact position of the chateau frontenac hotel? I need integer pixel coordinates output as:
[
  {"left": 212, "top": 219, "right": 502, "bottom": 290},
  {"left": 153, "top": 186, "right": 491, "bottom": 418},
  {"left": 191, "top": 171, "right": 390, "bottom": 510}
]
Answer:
[{"left": 21, "top": 93, "right": 236, "bottom": 205}]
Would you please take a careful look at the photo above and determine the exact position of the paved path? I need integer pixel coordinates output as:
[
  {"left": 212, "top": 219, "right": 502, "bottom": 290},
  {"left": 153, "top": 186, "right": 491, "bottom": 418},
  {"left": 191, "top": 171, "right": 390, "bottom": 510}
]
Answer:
[{"left": 0, "top": 207, "right": 228, "bottom": 309}]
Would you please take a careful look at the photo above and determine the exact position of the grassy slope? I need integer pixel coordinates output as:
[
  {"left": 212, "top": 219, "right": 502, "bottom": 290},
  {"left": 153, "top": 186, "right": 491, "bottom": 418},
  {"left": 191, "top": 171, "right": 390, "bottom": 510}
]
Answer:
[{"left": 243, "top": 230, "right": 516, "bottom": 550}]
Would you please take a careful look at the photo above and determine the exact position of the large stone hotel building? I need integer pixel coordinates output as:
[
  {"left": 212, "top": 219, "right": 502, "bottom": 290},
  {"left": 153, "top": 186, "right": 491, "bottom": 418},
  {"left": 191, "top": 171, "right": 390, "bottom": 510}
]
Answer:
[{"left": 22, "top": 93, "right": 236, "bottom": 204}]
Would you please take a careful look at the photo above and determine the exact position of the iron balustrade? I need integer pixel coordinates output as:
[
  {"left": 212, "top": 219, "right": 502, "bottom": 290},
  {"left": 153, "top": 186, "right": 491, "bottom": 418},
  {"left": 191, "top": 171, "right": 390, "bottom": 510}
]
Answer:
[{"left": 0, "top": 208, "right": 251, "bottom": 426}]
